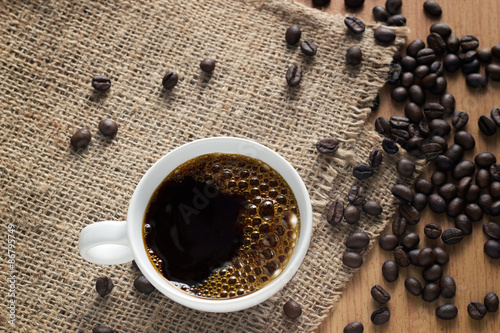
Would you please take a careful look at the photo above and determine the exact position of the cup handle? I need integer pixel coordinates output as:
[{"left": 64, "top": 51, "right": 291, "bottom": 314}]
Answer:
[{"left": 79, "top": 221, "right": 134, "bottom": 265}]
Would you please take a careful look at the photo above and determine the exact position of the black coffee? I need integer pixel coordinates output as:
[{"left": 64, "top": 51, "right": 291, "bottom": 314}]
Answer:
[{"left": 143, "top": 153, "right": 300, "bottom": 299}]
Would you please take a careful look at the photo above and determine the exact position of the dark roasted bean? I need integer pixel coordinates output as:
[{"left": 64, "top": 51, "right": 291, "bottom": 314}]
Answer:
[
  {"left": 162, "top": 72, "right": 178, "bottom": 89},
  {"left": 435, "top": 155, "right": 455, "bottom": 172},
  {"left": 345, "top": 232, "right": 370, "bottom": 249},
  {"left": 399, "top": 203, "right": 420, "bottom": 225},
  {"left": 408, "top": 85, "right": 425, "bottom": 105},
  {"left": 423, "top": 103, "right": 445, "bottom": 119},
  {"left": 422, "top": 143, "right": 443, "bottom": 161},
  {"left": 415, "top": 178, "right": 433, "bottom": 195},
  {"left": 408, "top": 249, "right": 421, "bottom": 266},
  {"left": 484, "top": 292, "right": 499, "bottom": 312},
  {"left": 353, "top": 164, "right": 374, "bottom": 180},
  {"left": 348, "top": 185, "right": 366, "bottom": 205},
  {"left": 432, "top": 170, "right": 447, "bottom": 187},
  {"left": 422, "top": 283, "right": 440, "bottom": 302},
  {"left": 459, "top": 50, "right": 478, "bottom": 63},
  {"left": 200, "top": 58, "right": 216, "bottom": 73},
  {"left": 374, "top": 27, "right": 396, "bottom": 43},
  {"left": 342, "top": 251, "right": 363, "bottom": 268},
  {"left": 491, "top": 182, "right": 500, "bottom": 198},
  {"left": 440, "top": 276, "right": 456, "bottom": 298},
  {"left": 476, "top": 169, "right": 492, "bottom": 189},
  {"left": 430, "top": 61, "right": 445, "bottom": 76},
  {"left": 413, "top": 193, "right": 428, "bottom": 211},
  {"left": 371, "top": 285, "right": 391, "bottom": 304},
  {"left": 344, "top": 0, "right": 364, "bottom": 8},
  {"left": 371, "top": 306, "right": 391, "bottom": 325},
  {"left": 285, "top": 25, "right": 301, "bottom": 45},
  {"left": 421, "top": 73, "right": 438, "bottom": 89},
  {"left": 462, "top": 59, "right": 480, "bottom": 74},
  {"left": 477, "top": 48, "right": 493, "bottom": 63},
  {"left": 401, "top": 56, "right": 418, "bottom": 72},
  {"left": 344, "top": 17, "right": 366, "bottom": 34},
  {"left": 286, "top": 65, "right": 302, "bottom": 87},
  {"left": 424, "top": 223, "right": 442, "bottom": 240},
  {"left": 392, "top": 184, "right": 414, "bottom": 203},
  {"left": 343, "top": 322, "right": 364, "bottom": 333},
  {"left": 98, "top": 119, "right": 118, "bottom": 138},
  {"left": 430, "top": 76, "right": 447, "bottom": 95},
  {"left": 382, "top": 139, "right": 399, "bottom": 154},
  {"left": 468, "top": 302, "right": 487, "bottom": 320},
  {"left": 407, "top": 39, "right": 426, "bottom": 58},
  {"left": 417, "top": 48, "right": 436, "bottom": 65},
  {"left": 479, "top": 194, "right": 493, "bottom": 215},
  {"left": 344, "top": 205, "right": 361, "bottom": 224},
  {"left": 327, "top": 201, "right": 344, "bottom": 226},
  {"left": 442, "top": 228, "right": 464, "bottom": 244},
  {"left": 418, "top": 247, "right": 436, "bottom": 267},
  {"left": 479, "top": 115, "right": 497, "bottom": 136},
  {"left": 316, "top": 138, "right": 340, "bottom": 154},
  {"left": 484, "top": 239, "right": 500, "bottom": 259},
  {"left": 390, "top": 115, "right": 410, "bottom": 129},
  {"left": 446, "top": 35, "right": 460, "bottom": 54},
  {"left": 434, "top": 246, "right": 449, "bottom": 265},
  {"left": 391, "top": 86, "right": 408, "bottom": 102},
  {"left": 436, "top": 304, "right": 458, "bottom": 320},
  {"left": 346, "top": 46, "right": 363, "bottom": 65},
  {"left": 439, "top": 183, "right": 457, "bottom": 201},
  {"left": 96, "top": 276, "right": 114, "bottom": 297},
  {"left": 375, "top": 117, "right": 392, "bottom": 136},
  {"left": 134, "top": 275, "right": 156, "bottom": 294},
  {"left": 382, "top": 260, "right": 399, "bottom": 282},
  {"left": 483, "top": 222, "right": 500, "bottom": 239},
  {"left": 71, "top": 128, "right": 92, "bottom": 150},
  {"left": 452, "top": 111, "right": 469, "bottom": 130},
  {"left": 92, "top": 75, "right": 111, "bottom": 91},
  {"left": 427, "top": 33, "right": 447, "bottom": 55},
  {"left": 460, "top": 35, "right": 479, "bottom": 51},
  {"left": 455, "top": 214, "right": 472, "bottom": 235},
  {"left": 424, "top": 1, "right": 442, "bottom": 16},
  {"left": 475, "top": 152, "right": 497, "bottom": 169},
  {"left": 423, "top": 264, "right": 443, "bottom": 282},
  {"left": 457, "top": 177, "right": 472, "bottom": 193},
  {"left": 454, "top": 131, "right": 476, "bottom": 150},
  {"left": 430, "top": 23, "right": 451, "bottom": 38},
  {"left": 443, "top": 53, "right": 461, "bottom": 72},
  {"left": 466, "top": 73, "right": 488, "bottom": 88},
  {"left": 428, "top": 194, "right": 447, "bottom": 214},
  {"left": 440, "top": 93, "right": 456, "bottom": 114},
  {"left": 446, "top": 144, "right": 464, "bottom": 164},
  {"left": 405, "top": 277, "right": 423, "bottom": 296},
  {"left": 430, "top": 119, "right": 451, "bottom": 137},
  {"left": 401, "top": 72, "right": 415, "bottom": 87},
  {"left": 283, "top": 300, "right": 302, "bottom": 319},
  {"left": 404, "top": 103, "right": 423, "bottom": 123},
  {"left": 464, "top": 185, "right": 481, "bottom": 202},
  {"left": 392, "top": 216, "right": 407, "bottom": 237},
  {"left": 300, "top": 40, "right": 317, "bottom": 56},
  {"left": 362, "top": 200, "right": 382, "bottom": 216},
  {"left": 394, "top": 246, "right": 410, "bottom": 267},
  {"left": 379, "top": 234, "right": 400, "bottom": 251},
  {"left": 373, "top": 6, "right": 390, "bottom": 22},
  {"left": 447, "top": 197, "right": 465, "bottom": 217},
  {"left": 387, "top": 14, "right": 406, "bottom": 26},
  {"left": 486, "top": 64, "right": 500, "bottom": 81},
  {"left": 401, "top": 232, "right": 420, "bottom": 250},
  {"left": 465, "top": 202, "right": 483, "bottom": 221}
]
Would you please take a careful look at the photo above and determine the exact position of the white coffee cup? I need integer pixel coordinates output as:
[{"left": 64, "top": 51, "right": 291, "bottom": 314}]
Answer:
[{"left": 79, "top": 137, "right": 312, "bottom": 312}]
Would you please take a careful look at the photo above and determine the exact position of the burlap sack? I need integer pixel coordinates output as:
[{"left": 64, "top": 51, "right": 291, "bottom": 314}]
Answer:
[{"left": 0, "top": 0, "right": 417, "bottom": 332}]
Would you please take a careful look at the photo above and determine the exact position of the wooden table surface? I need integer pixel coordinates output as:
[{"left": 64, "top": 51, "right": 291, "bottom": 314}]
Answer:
[{"left": 293, "top": 0, "right": 500, "bottom": 332}]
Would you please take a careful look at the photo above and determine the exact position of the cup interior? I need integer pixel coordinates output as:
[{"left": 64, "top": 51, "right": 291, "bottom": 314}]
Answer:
[{"left": 128, "top": 137, "right": 312, "bottom": 312}]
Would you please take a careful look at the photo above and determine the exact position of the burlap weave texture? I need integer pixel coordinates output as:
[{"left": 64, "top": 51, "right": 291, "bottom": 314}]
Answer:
[{"left": 0, "top": 0, "right": 413, "bottom": 332}]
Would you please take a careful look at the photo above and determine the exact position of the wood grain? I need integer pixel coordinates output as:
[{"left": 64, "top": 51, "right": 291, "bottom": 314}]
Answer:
[{"left": 294, "top": 0, "right": 500, "bottom": 332}]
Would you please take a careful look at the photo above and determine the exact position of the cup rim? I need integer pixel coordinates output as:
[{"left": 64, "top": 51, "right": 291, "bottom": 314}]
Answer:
[{"left": 127, "top": 137, "right": 312, "bottom": 312}]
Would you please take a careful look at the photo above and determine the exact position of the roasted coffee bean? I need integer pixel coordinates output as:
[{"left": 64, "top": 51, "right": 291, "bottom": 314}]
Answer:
[
  {"left": 422, "top": 143, "right": 443, "bottom": 161},
  {"left": 458, "top": 179, "right": 474, "bottom": 196},
  {"left": 283, "top": 299, "right": 302, "bottom": 319},
  {"left": 462, "top": 59, "right": 480, "bottom": 74},
  {"left": 424, "top": 223, "right": 442, "bottom": 240},
  {"left": 382, "top": 260, "right": 399, "bottom": 282},
  {"left": 344, "top": 205, "right": 361, "bottom": 224},
  {"left": 486, "top": 64, "right": 500, "bottom": 81},
  {"left": 440, "top": 94, "right": 455, "bottom": 114},
  {"left": 436, "top": 304, "right": 458, "bottom": 320},
  {"left": 346, "top": 46, "right": 363, "bottom": 65},
  {"left": 419, "top": 119, "right": 431, "bottom": 137},
  {"left": 429, "top": 76, "right": 447, "bottom": 95},
  {"left": 394, "top": 246, "right": 410, "bottom": 267},
  {"left": 446, "top": 144, "right": 464, "bottom": 164},
  {"left": 431, "top": 170, "right": 447, "bottom": 187},
  {"left": 464, "top": 185, "right": 481, "bottom": 202},
  {"left": 346, "top": 232, "right": 370, "bottom": 249},
  {"left": 454, "top": 214, "right": 472, "bottom": 235},
  {"left": 446, "top": 35, "right": 460, "bottom": 54},
  {"left": 447, "top": 197, "right": 465, "bottom": 217},
  {"left": 342, "top": 251, "right": 363, "bottom": 268},
  {"left": 400, "top": 72, "right": 415, "bottom": 87},
  {"left": 418, "top": 248, "right": 436, "bottom": 267},
  {"left": 344, "top": 17, "right": 365, "bottom": 34},
  {"left": 390, "top": 115, "right": 410, "bottom": 129},
  {"left": 371, "top": 285, "right": 391, "bottom": 304},
  {"left": 428, "top": 194, "right": 446, "bottom": 214},
  {"left": 491, "top": 164, "right": 500, "bottom": 181},
  {"left": 392, "top": 216, "right": 407, "bottom": 236},
  {"left": 454, "top": 131, "right": 475, "bottom": 150},
  {"left": 465, "top": 202, "right": 483, "bottom": 221},
  {"left": 490, "top": 200, "right": 500, "bottom": 216},
  {"left": 316, "top": 138, "right": 339, "bottom": 154},
  {"left": 479, "top": 194, "right": 494, "bottom": 215},
  {"left": 385, "top": 0, "right": 402, "bottom": 14},
  {"left": 483, "top": 222, "right": 500, "bottom": 239},
  {"left": 382, "top": 139, "right": 399, "bottom": 154},
  {"left": 92, "top": 75, "right": 111, "bottom": 91},
  {"left": 371, "top": 94, "right": 380, "bottom": 111},
  {"left": 300, "top": 40, "right": 317, "bottom": 56},
  {"left": 162, "top": 72, "right": 178, "bottom": 89},
  {"left": 71, "top": 128, "right": 92, "bottom": 150},
  {"left": 134, "top": 275, "right": 156, "bottom": 294},
  {"left": 373, "top": 6, "right": 390, "bottom": 22},
  {"left": 408, "top": 249, "right": 421, "bottom": 267},
  {"left": 424, "top": 0, "right": 442, "bottom": 16},
  {"left": 200, "top": 58, "right": 216, "bottom": 73},
  {"left": 348, "top": 185, "right": 366, "bottom": 205},
  {"left": 435, "top": 155, "right": 454, "bottom": 172},
  {"left": 430, "top": 23, "right": 451, "bottom": 39},
  {"left": 459, "top": 50, "right": 478, "bottom": 63},
  {"left": 396, "top": 159, "right": 416, "bottom": 178},
  {"left": 417, "top": 48, "right": 436, "bottom": 65},
  {"left": 484, "top": 292, "right": 499, "bottom": 312},
  {"left": 466, "top": 73, "right": 488, "bottom": 88},
  {"left": 363, "top": 200, "right": 382, "bottom": 216},
  {"left": 422, "top": 283, "right": 440, "bottom": 302},
  {"left": 441, "top": 228, "right": 464, "bottom": 244},
  {"left": 285, "top": 25, "right": 301, "bottom": 45},
  {"left": 430, "top": 119, "right": 451, "bottom": 137},
  {"left": 401, "top": 232, "right": 420, "bottom": 250},
  {"left": 468, "top": 302, "right": 487, "bottom": 320},
  {"left": 484, "top": 239, "right": 500, "bottom": 258},
  {"left": 439, "top": 276, "right": 456, "bottom": 298},
  {"left": 423, "top": 264, "right": 443, "bottom": 282},
  {"left": 491, "top": 182, "right": 500, "bottom": 198},
  {"left": 286, "top": 65, "right": 302, "bottom": 87},
  {"left": 371, "top": 306, "right": 390, "bottom": 325},
  {"left": 477, "top": 48, "right": 493, "bottom": 62},
  {"left": 434, "top": 246, "right": 449, "bottom": 265},
  {"left": 353, "top": 164, "right": 374, "bottom": 180},
  {"left": 327, "top": 201, "right": 344, "bottom": 226},
  {"left": 93, "top": 326, "right": 114, "bottom": 333},
  {"left": 399, "top": 203, "right": 420, "bottom": 225},
  {"left": 452, "top": 111, "right": 469, "bottom": 130},
  {"left": 475, "top": 152, "right": 497, "bottom": 169},
  {"left": 443, "top": 53, "right": 461, "bottom": 72},
  {"left": 391, "top": 128, "right": 410, "bottom": 146},
  {"left": 408, "top": 85, "right": 425, "bottom": 105},
  {"left": 404, "top": 103, "right": 423, "bottom": 123},
  {"left": 421, "top": 73, "right": 438, "bottom": 89},
  {"left": 413, "top": 193, "right": 428, "bottom": 211},
  {"left": 439, "top": 183, "right": 457, "bottom": 201},
  {"left": 387, "top": 14, "right": 406, "bottom": 26},
  {"left": 430, "top": 61, "right": 445, "bottom": 76},
  {"left": 405, "top": 277, "right": 423, "bottom": 296},
  {"left": 479, "top": 115, "right": 497, "bottom": 136},
  {"left": 423, "top": 103, "right": 445, "bottom": 119},
  {"left": 343, "top": 321, "right": 364, "bottom": 333},
  {"left": 415, "top": 178, "right": 433, "bottom": 195},
  {"left": 386, "top": 63, "right": 402, "bottom": 85},
  {"left": 375, "top": 117, "right": 391, "bottom": 136},
  {"left": 379, "top": 234, "right": 400, "bottom": 251},
  {"left": 344, "top": 0, "right": 364, "bottom": 8},
  {"left": 391, "top": 86, "right": 408, "bottom": 102},
  {"left": 401, "top": 56, "right": 418, "bottom": 72},
  {"left": 98, "top": 119, "right": 118, "bottom": 138},
  {"left": 427, "top": 33, "right": 446, "bottom": 55},
  {"left": 407, "top": 39, "right": 425, "bottom": 57},
  {"left": 96, "top": 276, "right": 114, "bottom": 297},
  {"left": 460, "top": 35, "right": 479, "bottom": 51},
  {"left": 476, "top": 169, "right": 492, "bottom": 188},
  {"left": 369, "top": 149, "right": 383, "bottom": 167},
  {"left": 374, "top": 27, "right": 396, "bottom": 43}
]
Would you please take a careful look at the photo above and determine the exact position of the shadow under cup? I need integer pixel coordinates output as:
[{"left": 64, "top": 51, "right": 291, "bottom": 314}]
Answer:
[{"left": 105, "top": 137, "right": 312, "bottom": 312}]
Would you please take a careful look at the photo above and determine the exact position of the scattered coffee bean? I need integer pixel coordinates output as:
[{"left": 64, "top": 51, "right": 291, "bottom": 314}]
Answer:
[
  {"left": 283, "top": 299, "right": 302, "bottom": 319},
  {"left": 300, "top": 40, "right": 317, "bottom": 56},
  {"left": 452, "top": 111, "right": 469, "bottom": 130},
  {"left": 465, "top": 202, "right": 483, "bottom": 221},
  {"left": 392, "top": 216, "right": 407, "bottom": 236},
  {"left": 399, "top": 203, "right": 420, "bottom": 225},
  {"left": 448, "top": 197, "right": 465, "bottom": 217},
  {"left": 443, "top": 53, "right": 461, "bottom": 72},
  {"left": 390, "top": 115, "right": 410, "bottom": 129},
  {"left": 373, "top": 6, "right": 391, "bottom": 22},
  {"left": 402, "top": 57, "right": 419, "bottom": 73},
  {"left": 428, "top": 194, "right": 447, "bottom": 214},
  {"left": 348, "top": 185, "right": 366, "bottom": 205},
  {"left": 404, "top": 103, "right": 423, "bottom": 123},
  {"left": 362, "top": 200, "right": 382, "bottom": 216},
  {"left": 454, "top": 131, "right": 476, "bottom": 150},
  {"left": 457, "top": 177, "right": 472, "bottom": 194},
  {"left": 343, "top": 251, "right": 363, "bottom": 268},
  {"left": 98, "top": 119, "right": 118, "bottom": 138},
  {"left": 344, "top": 17, "right": 366, "bottom": 34},
  {"left": 286, "top": 65, "right": 302, "bottom": 87},
  {"left": 435, "top": 155, "right": 454, "bottom": 172},
  {"left": 371, "top": 306, "right": 390, "bottom": 325},
  {"left": 375, "top": 117, "right": 391, "bottom": 136},
  {"left": 327, "top": 201, "right": 344, "bottom": 226},
  {"left": 477, "top": 48, "right": 493, "bottom": 62},
  {"left": 422, "top": 283, "right": 440, "bottom": 302},
  {"left": 439, "top": 276, "right": 456, "bottom": 298},
  {"left": 371, "top": 285, "right": 391, "bottom": 304},
  {"left": 475, "top": 152, "right": 497, "bottom": 169},
  {"left": 484, "top": 292, "right": 499, "bottom": 312},
  {"left": 346, "top": 46, "right": 363, "bottom": 65},
  {"left": 477, "top": 169, "right": 492, "bottom": 189},
  {"left": 430, "top": 61, "right": 445, "bottom": 76},
  {"left": 424, "top": 0, "right": 442, "bottom": 16},
  {"left": 92, "top": 75, "right": 111, "bottom": 91},
  {"left": 446, "top": 144, "right": 465, "bottom": 164},
  {"left": 162, "top": 72, "right": 179, "bottom": 89},
  {"left": 464, "top": 185, "right": 481, "bottom": 203},
  {"left": 413, "top": 193, "right": 428, "bottom": 211},
  {"left": 429, "top": 76, "right": 447, "bottom": 95},
  {"left": 369, "top": 149, "right": 383, "bottom": 168},
  {"left": 434, "top": 246, "right": 449, "bottom": 265},
  {"left": 427, "top": 33, "right": 446, "bottom": 55},
  {"left": 379, "top": 234, "right": 399, "bottom": 251},
  {"left": 344, "top": 0, "right": 364, "bottom": 8},
  {"left": 343, "top": 321, "right": 364, "bottom": 333},
  {"left": 430, "top": 119, "right": 451, "bottom": 137},
  {"left": 386, "top": 0, "right": 402, "bottom": 14},
  {"left": 71, "top": 128, "right": 92, "bottom": 150},
  {"left": 459, "top": 50, "right": 478, "bottom": 63},
  {"left": 405, "top": 277, "right": 423, "bottom": 296},
  {"left": 92, "top": 326, "right": 114, "bottom": 333},
  {"left": 486, "top": 64, "right": 500, "bottom": 81},
  {"left": 200, "top": 58, "right": 216, "bottom": 73},
  {"left": 423, "top": 264, "right": 443, "bottom": 282},
  {"left": 409, "top": 250, "right": 421, "bottom": 267},
  {"left": 417, "top": 48, "right": 436, "bottom": 65},
  {"left": 346, "top": 232, "right": 370, "bottom": 249},
  {"left": 439, "top": 183, "right": 457, "bottom": 201},
  {"left": 446, "top": 35, "right": 460, "bottom": 54},
  {"left": 408, "top": 85, "right": 425, "bottom": 105},
  {"left": 479, "top": 193, "right": 494, "bottom": 215},
  {"left": 455, "top": 214, "right": 472, "bottom": 235},
  {"left": 432, "top": 170, "right": 447, "bottom": 187},
  {"left": 479, "top": 115, "right": 497, "bottom": 136},
  {"left": 374, "top": 27, "right": 396, "bottom": 43},
  {"left": 422, "top": 143, "right": 443, "bottom": 160},
  {"left": 344, "top": 205, "right": 361, "bottom": 224},
  {"left": 401, "top": 72, "right": 415, "bottom": 88},
  {"left": 418, "top": 247, "right": 436, "bottom": 267},
  {"left": 316, "top": 138, "right": 339, "bottom": 154},
  {"left": 423, "top": 103, "right": 445, "bottom": 119},
  {"left": 95, "top": 276, "right": 114, "bottom": 297},
  {"left": 285, "top": 25, "right": 301, "bottom": 45},
  {"left": 436, "top": 304, "right": 458, "bottom": 320},
  {"left": 491, "top": 182, "right": 500, "bottom": 198},
  {"left": 394, "top": 246, "right": 410, "bottom": 267},
  {"left": 440, "top": 93, "right": 456, "bottom": 114},
  {"left": 484, "top": 239, "right": 500, "bottom": 258},
  {"left": 391, "top": 128, "right": 410, "bottom": 146},
  {"left": 382, "top": 260, "right": 399, "bottom": 282},
  {"left": 462, "top": 59, "right": 480, "bottom": 74},
  {"left": 424, "top": 223, "right": 442, "bottom": 239},
  {"left": 391, "top": 86, "right": 408, "bottom": 102},
  {"left": 442, "top": 228, "right": 464, "bottom": 245},
  {"left": 382, "top": 139, "right": 399, "bottom": 154},
  {"left": 353, "top": 164, "right": 374, "bottom": 180},
  {"left": 386, "top": 63, "right": 402, "bottom": 85},
  {"left": 466, "top": 73, "right": 488, "bottom": 88},
  {"left": 468, "top": 302, "right": 487, "bottom": 320},
  {"left": 401, "top": 232, "right": 420, "bottom": 250},
  {"left": 483, "top": 222, "right": 500, "bottom": 239},
  {"left": 415, "top": 178, "right": 433, "bottom": 195},
  {"left": 491, "top": 164, "right": 500, "bottom": 182},
  {"left": 392, "top": 184, "right": 415, "bottom": 203},
  {"left": 387, "top": 14, "right": 406, "bottom": 26},
  {"left": 430, "top": 24, "right": 452, "bottom": 38},
  {"left": 407, "top": 39, "right": 426, "bottom": 57},
  {"left": 134, "top": 275, "right": 156, "bottom": 294},
  {"left": 460, "top": 35, "right": 479, "bottom": 51}
]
